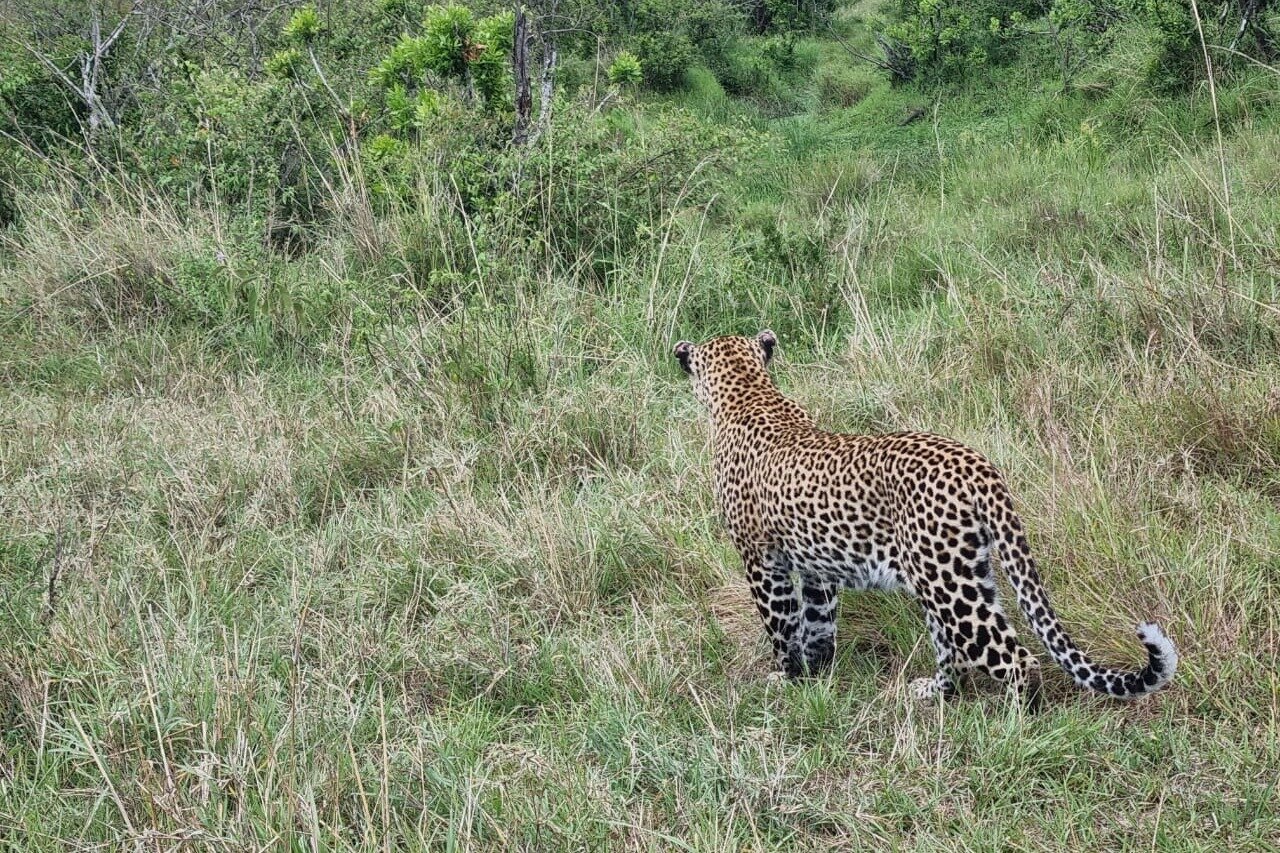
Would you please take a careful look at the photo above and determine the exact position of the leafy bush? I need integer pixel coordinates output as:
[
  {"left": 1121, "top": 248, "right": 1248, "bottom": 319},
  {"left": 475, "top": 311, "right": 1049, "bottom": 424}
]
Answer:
[
  {"left": 370, "top": 5, "right": 512, "bottom": 110},
  {"left": 470, "top": 10, "right": 514, "bottom": 106},
  {"left": 886, "top": 0, "right": 1028, "bottom": 80},
  {"left": 266, "top": 47, "right": 305, "bottom": 80},
  {"left": 624, "top": 0, "right": 741, "bottom": 91},
  {"left": 608, "top": 51, "right": 644, "bottom": 87},
  {"left": 422, "top": 4, "right": 478, "bottom": 78},
  {"left": 283, "top": 5, "right": 325, "bottom": 45},
  {"left": 883, "top": 0, "right": 1220, "bottom": 87},
  {"left": 369, "top": 35, "right": 433, "bottom": 89},
  {"left": 1029, "top": 0, "right": 1124, "bottom": 86},
  {"left": 752, "top": 0, "right": 841, "bottom": 33},
  {"left": 0, "top": 25, "right": 79, "bottom": 149},
  {"left": 713, "top": 35, "right": 818, "bottom": 114},
  {"left": 633, "top": 30, "right": 698, "bottom": 91},
  {"left": 1117, "top": 0, "right": 1198, "bottom": 89},
  {"left": 130, "top": 68, "right": 290, "bottom": 208}
]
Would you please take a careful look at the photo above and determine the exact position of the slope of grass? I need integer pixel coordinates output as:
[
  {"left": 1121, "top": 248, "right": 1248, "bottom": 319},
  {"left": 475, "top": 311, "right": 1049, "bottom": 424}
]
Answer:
[{"left": 3, "top": 13, "right": 1280, "bottom": 853}]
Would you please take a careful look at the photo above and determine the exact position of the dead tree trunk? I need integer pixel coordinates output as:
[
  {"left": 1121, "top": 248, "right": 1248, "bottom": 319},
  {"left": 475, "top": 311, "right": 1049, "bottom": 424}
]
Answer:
[
  {"left": 529, "top": 37, "right": 556, "bottom": 146},
  {"left": 512, "top": 3, "right": 533, "bottom": 146},
  {"left": 26, "top": 3, "right": 138, "bottom": 142}
]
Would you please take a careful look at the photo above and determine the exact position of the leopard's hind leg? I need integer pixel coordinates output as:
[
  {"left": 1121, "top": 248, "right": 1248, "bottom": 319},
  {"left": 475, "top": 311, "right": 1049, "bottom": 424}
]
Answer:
[
  {"left": 910, "top": 609, "right": 962, "bottom": 701},
  {"left": 798, "top": 574, "right": 838, "bottom": 675},
  {"left": 916, "top": 521, "right": 1041, "bottom": 707}
]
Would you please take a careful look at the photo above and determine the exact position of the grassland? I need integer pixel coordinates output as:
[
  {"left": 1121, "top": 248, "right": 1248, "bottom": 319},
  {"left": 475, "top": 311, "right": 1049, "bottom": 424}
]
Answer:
[{"left": 3, "top": 3, "right": 1280, "bottom": 850}]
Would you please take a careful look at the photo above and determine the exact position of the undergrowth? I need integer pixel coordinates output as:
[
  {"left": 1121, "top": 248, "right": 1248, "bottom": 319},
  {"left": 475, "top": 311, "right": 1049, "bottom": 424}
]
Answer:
[{"left": 2, "top": 0, "right": 1279, "bottom": 849}]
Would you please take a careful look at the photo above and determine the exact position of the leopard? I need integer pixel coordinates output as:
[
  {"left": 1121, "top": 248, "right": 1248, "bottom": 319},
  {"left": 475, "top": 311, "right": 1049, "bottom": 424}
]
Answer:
[{"left": 673, "top": 330, "right": 1178, "bottom": 703}]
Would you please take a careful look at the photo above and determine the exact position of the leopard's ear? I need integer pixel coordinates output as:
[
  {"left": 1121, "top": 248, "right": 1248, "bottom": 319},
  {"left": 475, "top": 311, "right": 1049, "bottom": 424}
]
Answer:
[
  {"left": 674, "top": 340, "right": 694, "bottom": 374},
  {"left": 757, "top": 329, "right": 778, "bottom": 364}
]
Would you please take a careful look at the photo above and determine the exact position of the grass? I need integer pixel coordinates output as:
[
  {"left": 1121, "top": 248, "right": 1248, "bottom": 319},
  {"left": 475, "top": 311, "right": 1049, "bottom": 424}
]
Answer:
[{"left": 3, "top": 9, "right": 1280, "bottom": 852}]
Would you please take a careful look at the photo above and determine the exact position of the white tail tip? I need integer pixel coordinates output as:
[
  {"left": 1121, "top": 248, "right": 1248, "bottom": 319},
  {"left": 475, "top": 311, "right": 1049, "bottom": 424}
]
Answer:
[{"left": 1137, "top": 622, "right": 1179, "bottom": 686}]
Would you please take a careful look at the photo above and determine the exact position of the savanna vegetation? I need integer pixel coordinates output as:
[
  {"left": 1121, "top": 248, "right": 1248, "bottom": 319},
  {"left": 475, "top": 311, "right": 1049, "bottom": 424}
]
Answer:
[{"left": 1, "top": 0, "right": 1279, "bottom": 848}]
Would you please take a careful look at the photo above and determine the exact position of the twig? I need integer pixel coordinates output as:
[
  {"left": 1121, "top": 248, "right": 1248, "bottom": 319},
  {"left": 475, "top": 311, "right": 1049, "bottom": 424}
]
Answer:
[
  {"left": 826, "top": 22, "right": 892, "bottom": 72},
  {"left": 41, "top": 529, "right": 66, "bottom": 626}
]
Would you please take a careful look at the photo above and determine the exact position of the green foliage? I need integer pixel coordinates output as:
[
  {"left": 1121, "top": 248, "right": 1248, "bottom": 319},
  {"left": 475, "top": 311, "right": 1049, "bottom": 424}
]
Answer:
[
  {"left": 479, "top": 105, "right": 762, "bottom": 269},
  {"left": 608, "top": 51, "right": 644, "bottom": 87},
  {"left": 756, "top": 0, "right": 841, "bottom": 33},
  {"left": 1033, "top": 0, "right": 1124, "bottom": 85},
  {"left": 378, "top": 0, "right": 426, "bottom": 25},
  {"left": 283, "top": 5, "right": 325, "bottom": 45},
  {"left": 633, "top": 31, "right": 698, "bottom": 92},
  {"left": 625, "top": 0, "right": 740, "bottom": 91},
  {"left": 369, "top": 35, "right": 432, "bottom": 89},
  {"left": 881, "top": 0, "right": 1229, "bottom": 88},
  {"left": 679, "top": 0, "right": 742, "bottom": 69},
  {"left": 711, "top": 35, "right": 820, "bottom": 115},
  {"left": 370, "top": 5, "right": 511, "bottom": 110},
  {"left": 1117, "top": 0, "right": 1198, "bottom": 89},
  {"left": 422, "top": 3, "right": 477, "bottom": 78},
  {"left": 266, "top": 47, "right": 305, "bottom": 80},
  {"left": 470, "top": 10, "right": 514, "bottom": 106},
  {"left": 132, "top": 67, "right": 290, "bottom": 206},
  {"left": 886, "top": 0, "right": 1027, "bottom": 80},
  {"left": 385, "top": 84, "right": 443, "bottom": 133},
  {"left": 0, "top": 25, "right": 78, "bottom": 147},
  {"left": 815, "top": 62, "right": 876, "bottom": 108}
]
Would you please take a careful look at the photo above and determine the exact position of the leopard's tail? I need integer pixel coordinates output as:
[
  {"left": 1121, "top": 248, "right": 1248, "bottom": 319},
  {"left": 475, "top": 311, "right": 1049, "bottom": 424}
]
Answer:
[{"left": 985, "top": 499, "right": 1177, "bottom": 699}]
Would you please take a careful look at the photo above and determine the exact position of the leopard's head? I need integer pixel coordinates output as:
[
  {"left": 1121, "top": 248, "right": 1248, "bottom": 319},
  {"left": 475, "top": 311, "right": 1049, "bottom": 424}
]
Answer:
[{"left": 673, "top": 330, "right": 777, "bottom": 414}]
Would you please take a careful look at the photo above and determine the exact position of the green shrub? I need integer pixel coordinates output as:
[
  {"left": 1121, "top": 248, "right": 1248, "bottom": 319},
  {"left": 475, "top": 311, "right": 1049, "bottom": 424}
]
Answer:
[
  {"left": 749, "top": 0, "right": 841, "bottom": 33},
  {"left": 369, "top": 35, "right": 433, "bottom": 89},
  {"left": 131, "top": 68, "right": 291, "bottom": 210},
  {"left": 886, "top": 0, "right": 1029, "bottom": 81},
  {"left": 378, "top": 0, "right": 426, "bottom": 27},
  {"left": 422, "top": 3, "right": 477, "bottom": 78},
  {"left": 625, "top": 0, "right": 741, "bottom": 91},
  {"left": 1117, "top": 0, "right": 1198, "bottom": 90},
  {"left": 609, "top": 51, "right": 644, "bottom": 87},
  {"left": 371, "top": 5, "right": 512, "bottom": 111},
  {"left": 715, "top": 44, "right": 774, "bottom": 97},
  {"left": 0, "top": 26, "right": 79, "bottom": 149},
  {"left": 713, "top": 36, "right": 817, "bottom": 114},
  {"left": 283, "top": 5, "right": 324, "bottom": 45},
  {"left": 266, "top": 47, "right": 305, "bottom": 80},
  {"left": 491, "top": 105, "right": 761, "bottom": 268},
  {"left": 470, "top": 10, "right": 514, "bottom": 106},
  {"left": 1026, "top": 0, "right": 1125, "bottom": 86},
  {"left": 634, "top": 30, "right": 698, "bottom": 91}
]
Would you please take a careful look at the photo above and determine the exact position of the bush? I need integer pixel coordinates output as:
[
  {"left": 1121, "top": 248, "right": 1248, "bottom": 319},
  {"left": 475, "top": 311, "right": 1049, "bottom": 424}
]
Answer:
[
  {"left": 633, "top": 30, "right": 698, "bottom": 91},
  {"left": 371, "top": 5, "right": 512, "bottom": 109},
  {"left": 470, "top": 10, "right": 514, "bottom": 106},
  {"left": 1117, "top": 0, "right": 1198, "bottom": 90},
  {"left": 422, "top": 4, "right": 476, "bottom": 78},
  {"left": 753, "top": 0, "right": 841, "bottom": 33},
  {"left": 713, "top": 36, "right": 818, "bottom": 114},
  {"left": 886, "top": 0, "right": 1030, "bottom": 81},
  {"left": 131, "top": 68, "right": 291, "bottom": 210},
  {"left": 608, "top": 51, "right": 644, "bottom": 87},
  {"left": 0, "top": 26, "right": 79, "bottom": 150},
  {"left": 624, "top": 0, "right": 741, "bottom": 91},
  {"left": 283, "top": 5, "right": 324, "bottom": 45}
]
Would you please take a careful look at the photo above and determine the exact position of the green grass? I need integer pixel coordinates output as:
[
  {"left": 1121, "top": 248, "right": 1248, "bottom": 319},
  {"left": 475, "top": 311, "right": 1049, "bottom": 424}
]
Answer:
[{"left": 3, "top": 8, "right": 1280, "bottom": 852}]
